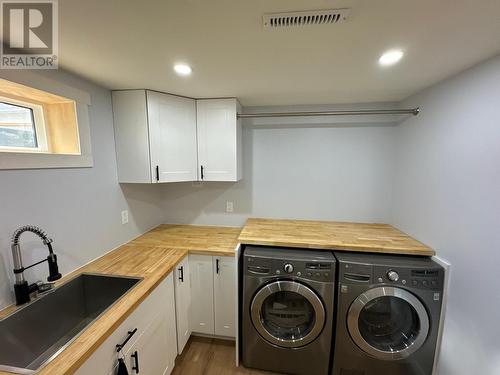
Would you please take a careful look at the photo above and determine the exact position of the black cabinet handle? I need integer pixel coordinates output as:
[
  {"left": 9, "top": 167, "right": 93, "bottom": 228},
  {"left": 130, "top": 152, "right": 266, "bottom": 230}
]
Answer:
[
  {"left": 131, "top": 350, "right": 139, "bottom": 373},
  {"left": 216, "top": 259, "right": 220, "bottom": 274},
  {"left": 178, "top": 265, "right": 184, "bottom": 282},
  {"left": 155, "top": 165, "right": 159, "bottom": 181},
  {"left": 200, "top": 165, "right": 204, "bottom": 180},
  {"left": 116, "top": 328, "right": 137, "bottom": 352}
]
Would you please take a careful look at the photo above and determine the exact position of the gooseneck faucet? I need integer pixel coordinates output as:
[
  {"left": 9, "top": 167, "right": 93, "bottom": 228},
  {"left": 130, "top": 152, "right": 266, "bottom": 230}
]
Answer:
[{"left": 11, "top": 225, "right": 62, "bottom": 305}]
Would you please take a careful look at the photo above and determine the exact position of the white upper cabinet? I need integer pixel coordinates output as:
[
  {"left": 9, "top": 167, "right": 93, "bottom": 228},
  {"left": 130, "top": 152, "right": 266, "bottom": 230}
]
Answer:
[
  {"left": 112, "top": 90, "right": 197, "bottom": 183},
  {"left": 147, "top": 91, "right": 198, "bottom": 183},
  {"left": 196, "top": 98, "right": 242, "bottom": 182},
  {"left": 112, "top": 90, "right": 151, "bottom": 183},
  {"left": 112, "top": 91, "right": 241, "bottom": 183}
]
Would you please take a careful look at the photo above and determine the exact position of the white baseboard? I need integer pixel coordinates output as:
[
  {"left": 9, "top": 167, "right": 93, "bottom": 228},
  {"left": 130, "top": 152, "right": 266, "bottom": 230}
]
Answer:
[{"left": 191, "top": 332, "right": 235, "bottom": 341}]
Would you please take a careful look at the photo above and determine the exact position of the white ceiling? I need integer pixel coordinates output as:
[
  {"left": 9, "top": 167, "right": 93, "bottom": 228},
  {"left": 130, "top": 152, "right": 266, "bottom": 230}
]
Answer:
[{"left": 59, "top": 0, "right": 500, "bottom": 106}]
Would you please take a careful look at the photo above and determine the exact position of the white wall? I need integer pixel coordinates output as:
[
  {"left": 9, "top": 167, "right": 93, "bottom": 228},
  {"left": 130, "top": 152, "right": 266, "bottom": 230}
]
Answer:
[
  {"left": 161, "top": 104, "right": 397, "bottom": 226},
  {"left": 391, "top": 55, "right": 500, "bottom": 375},
  {"left": 0, "top": 70, "right": 163, "bottom": 309}
]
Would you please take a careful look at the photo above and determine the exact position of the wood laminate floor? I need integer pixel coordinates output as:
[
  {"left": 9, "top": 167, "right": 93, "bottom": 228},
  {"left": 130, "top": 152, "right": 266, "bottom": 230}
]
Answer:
[{"left": 172, "top": 336, "right": 281, "bottom": 375}]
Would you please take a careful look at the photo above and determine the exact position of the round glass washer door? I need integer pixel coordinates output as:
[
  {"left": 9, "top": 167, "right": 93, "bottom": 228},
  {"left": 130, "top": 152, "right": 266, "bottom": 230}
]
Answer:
[
  {"left": 251, "top": 280, "right": 326, "bottom": 348},
  {"left": 347, "top": 286, "right": 430, "bottom": 360}
]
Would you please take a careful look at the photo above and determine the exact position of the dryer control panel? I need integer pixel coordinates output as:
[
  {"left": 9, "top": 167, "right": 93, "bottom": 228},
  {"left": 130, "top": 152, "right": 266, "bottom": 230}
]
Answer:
[
  {"left": 337, "top": 255, "right": 444, "bottom": 291},
  {"left": 373, "top": 266, "right": 443, "bottom": 290}
]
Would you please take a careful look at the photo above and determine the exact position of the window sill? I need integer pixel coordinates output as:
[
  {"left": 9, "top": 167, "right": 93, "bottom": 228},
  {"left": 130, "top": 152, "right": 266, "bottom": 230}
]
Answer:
[{"left": 0, "top": 151, "right": 93, "bottom": 169}]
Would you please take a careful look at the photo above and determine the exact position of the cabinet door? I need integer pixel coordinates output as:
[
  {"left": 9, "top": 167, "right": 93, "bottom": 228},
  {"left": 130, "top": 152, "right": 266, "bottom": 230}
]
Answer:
[
  {"left": 196, "top": 99, "right": 242, "bottom": 182},
  {"left": 147, "top": 91, "right": 198, "bottom": 183},
  {"left": 189, "top": 254, "right": 215, "bottom": 335},
  {"left": 174, "top": 256, "right": 191, "bottom": 354},
  {"left": 125, "top": 312, "right": 169, "bottom": 375},
  {"left": 213, "top": 256, "right": 236, "bottom": 337},
  {"left": 75, "top": 273, "right": 174, "bottom": 375},
  {"left": 165, "top": 274, "right": 178, "bottom": 375},
  {"left": 125, "top": 273, "right": 177, "bottom": 375},
  {"left": 112, "top": 90, "right": 152, "bottom": 183}
]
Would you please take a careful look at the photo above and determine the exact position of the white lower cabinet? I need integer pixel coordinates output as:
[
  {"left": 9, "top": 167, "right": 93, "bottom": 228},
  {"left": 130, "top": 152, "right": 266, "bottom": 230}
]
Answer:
[
  {"left": 189, "top": 254, "right": 215, "bottom": 335},
  {"left": 174, "top": 256, "right": 191, "bottom": 354},
  {"left": 75, "top": 273, "right": 177, "bottom": 375},
  {"left": 190, "top": 254, "right": 236, "bottom": 338},
  {"left": 124, "top": 277, "right": 177, "bottom": 375},
  {"left": 213, "top": 256, "right": 236, "bottom": 337},
  {"left": 77, "top": 254, "right": 236, "bottom": 375}
]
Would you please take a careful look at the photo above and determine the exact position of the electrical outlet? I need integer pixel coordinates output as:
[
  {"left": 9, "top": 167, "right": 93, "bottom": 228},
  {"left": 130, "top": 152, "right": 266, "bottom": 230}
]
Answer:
[
  {"left": 226, "top": 201, "right": 234, "bottom": 213},
  {"left": 121, "top": 210, "right": 129, "bottom": 224}
]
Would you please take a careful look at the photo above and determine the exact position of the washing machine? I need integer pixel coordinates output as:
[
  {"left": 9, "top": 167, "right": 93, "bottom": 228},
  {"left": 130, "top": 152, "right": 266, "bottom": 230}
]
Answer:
[
  {"left": 242, "top": 245, "right": 336, "bottom": 375},
  {"left": 332, "top": 252, "right": 444, "bottom": 375}
]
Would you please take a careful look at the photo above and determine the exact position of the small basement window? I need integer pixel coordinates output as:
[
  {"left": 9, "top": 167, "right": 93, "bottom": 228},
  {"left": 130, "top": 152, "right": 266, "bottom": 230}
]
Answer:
[
  {"left": 0, "top": 99, "right": 47, "bottom": 152},
  {"left": 0, "top": 78, "right": 83, "bottom": 162}
]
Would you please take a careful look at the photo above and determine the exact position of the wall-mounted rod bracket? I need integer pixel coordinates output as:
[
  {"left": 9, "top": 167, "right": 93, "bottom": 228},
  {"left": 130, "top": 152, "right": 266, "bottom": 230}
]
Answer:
[{"left": 237, "top": 107, "right": 420, "bottom": 119}]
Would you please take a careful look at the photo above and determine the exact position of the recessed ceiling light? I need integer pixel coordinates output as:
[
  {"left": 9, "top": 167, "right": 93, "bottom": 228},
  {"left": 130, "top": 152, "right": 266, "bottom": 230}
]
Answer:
[
  {"left": 378, "top": 50, "right": 404, "bottom": 66},
  {"left": 174, "top": 64, "right": 192, "bottom": 76}
]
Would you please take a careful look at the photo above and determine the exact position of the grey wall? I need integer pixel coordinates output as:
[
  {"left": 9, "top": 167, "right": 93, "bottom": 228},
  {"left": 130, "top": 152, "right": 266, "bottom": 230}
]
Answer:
[
  {"left": 0, "top": 70, "right": 163, "bottom": 309},
  {"left": 391, "top": 55, "right": 500, "bottom": 375},
  {"left": 2, "top": 56, "right": 498, "bottom": 373},
  {"left": 161, "top": 105, "right": 397, "bottom": 226}
]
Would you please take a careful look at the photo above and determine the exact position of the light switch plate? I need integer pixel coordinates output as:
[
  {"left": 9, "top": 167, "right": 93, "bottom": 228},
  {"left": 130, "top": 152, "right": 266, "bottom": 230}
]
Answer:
[{"left": 226, "top": 201, "right": 234, "bottom": 213}]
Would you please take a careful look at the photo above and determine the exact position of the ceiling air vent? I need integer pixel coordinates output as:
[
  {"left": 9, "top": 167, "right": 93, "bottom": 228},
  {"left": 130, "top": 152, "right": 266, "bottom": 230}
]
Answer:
[{"left": 263, "top": 8, "right": 350, "bottom": 29}]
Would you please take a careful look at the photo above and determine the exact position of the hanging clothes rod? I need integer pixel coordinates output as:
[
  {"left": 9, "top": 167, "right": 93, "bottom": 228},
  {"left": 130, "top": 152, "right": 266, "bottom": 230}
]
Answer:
[{"left": 237, "top": 107, "right": 420, "bottom": 119}]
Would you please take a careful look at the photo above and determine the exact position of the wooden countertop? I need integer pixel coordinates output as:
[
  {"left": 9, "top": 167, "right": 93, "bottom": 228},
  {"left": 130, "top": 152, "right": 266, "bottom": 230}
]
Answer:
[
  {"left": 238, "top": 218, "right": 434, "bottom": 256},
  {"left": 0, "top": 224, "right": 240, "bottom": 375},
  {"left": 128, "top": 224, "right": 241, "bottom": 256}
]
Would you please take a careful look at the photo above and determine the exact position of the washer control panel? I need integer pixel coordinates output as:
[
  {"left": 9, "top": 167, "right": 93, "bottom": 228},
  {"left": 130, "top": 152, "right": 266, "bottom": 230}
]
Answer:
[
  {"left": 276, "top": 261, "right": 333, "bottom": 281},
  {"left": 245, "top": 255, "right": 335, "bottom": 282}
]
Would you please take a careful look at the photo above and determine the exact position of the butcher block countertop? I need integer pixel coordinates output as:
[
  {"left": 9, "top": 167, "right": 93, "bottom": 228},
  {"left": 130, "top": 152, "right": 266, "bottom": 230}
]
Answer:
[
  {"left": 0, "top": 224, "right": 240, "bottom": 375},
  {"left": 128, "top": 224, "right": 241, "bottom": 255},
  {"left": 238, "top": 218, "right": 435, "bottom": 256}
]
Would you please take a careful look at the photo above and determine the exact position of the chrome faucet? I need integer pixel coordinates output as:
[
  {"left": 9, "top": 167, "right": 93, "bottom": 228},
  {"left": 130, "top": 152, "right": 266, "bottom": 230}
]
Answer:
[{"left": 11, "top": 225, "right": 62, "bottom": 305}]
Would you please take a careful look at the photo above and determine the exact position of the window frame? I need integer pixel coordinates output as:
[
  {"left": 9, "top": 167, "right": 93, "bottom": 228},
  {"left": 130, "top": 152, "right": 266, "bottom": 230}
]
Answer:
[
  {"left": 0, "top": 70, "right": 93, "bottom": 170},
  {"left": 0, "top": 96, "right": 49, "bottom": 153}
]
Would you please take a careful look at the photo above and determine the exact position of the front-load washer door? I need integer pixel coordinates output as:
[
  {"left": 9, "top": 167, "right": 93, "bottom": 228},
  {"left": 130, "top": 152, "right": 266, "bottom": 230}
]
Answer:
[
  {"left": 347, "top": 286, "right": 430, "bottom": 361},
  {"left": 251, "top": 280, "right": 326, "bottom": 348}
]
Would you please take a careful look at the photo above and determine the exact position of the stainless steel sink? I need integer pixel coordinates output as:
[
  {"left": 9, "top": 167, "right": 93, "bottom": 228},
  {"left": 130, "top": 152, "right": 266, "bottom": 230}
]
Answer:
[{"left": 0, "top": 273, "right": 141, "bottom": 374}]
